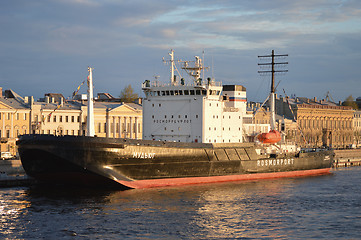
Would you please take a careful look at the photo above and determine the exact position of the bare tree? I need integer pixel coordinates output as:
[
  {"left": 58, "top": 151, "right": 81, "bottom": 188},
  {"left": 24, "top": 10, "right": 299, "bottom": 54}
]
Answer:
[{"left": 119, "top": 85, "right": 139, "bottom": 103}]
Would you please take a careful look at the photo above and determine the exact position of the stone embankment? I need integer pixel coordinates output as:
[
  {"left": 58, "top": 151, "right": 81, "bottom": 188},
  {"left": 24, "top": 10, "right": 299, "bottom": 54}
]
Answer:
[
  {"left": 0, "top": 159, "right": 35, "bottom": 187},
  {"left": 333, "top": 149, "right": 361, "bottom": 168}
]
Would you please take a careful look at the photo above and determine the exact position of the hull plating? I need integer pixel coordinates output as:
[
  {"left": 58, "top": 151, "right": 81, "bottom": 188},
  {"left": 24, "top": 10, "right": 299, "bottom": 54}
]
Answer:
[{"left": 17, "top": 134, "right": 333, "bottom": 189}]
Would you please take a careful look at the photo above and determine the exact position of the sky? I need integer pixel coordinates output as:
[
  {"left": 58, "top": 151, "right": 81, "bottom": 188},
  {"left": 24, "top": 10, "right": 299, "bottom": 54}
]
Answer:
[{"left": 1, "top": 0, "right": 361, "bottom": 103}]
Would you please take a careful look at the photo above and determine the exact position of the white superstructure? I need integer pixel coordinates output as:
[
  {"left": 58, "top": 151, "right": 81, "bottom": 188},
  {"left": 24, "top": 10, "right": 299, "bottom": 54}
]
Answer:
[{"left": 142, "top": 50, "right": 247, "bottom": 143}]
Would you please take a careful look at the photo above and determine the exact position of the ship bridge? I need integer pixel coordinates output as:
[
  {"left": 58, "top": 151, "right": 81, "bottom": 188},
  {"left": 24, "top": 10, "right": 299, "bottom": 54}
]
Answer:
[{"left": 142, "top": 50, "right": 246, "bottom": 144}]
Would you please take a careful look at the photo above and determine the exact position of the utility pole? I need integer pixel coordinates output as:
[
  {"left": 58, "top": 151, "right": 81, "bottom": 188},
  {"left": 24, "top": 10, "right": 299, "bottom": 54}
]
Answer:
[{"left": 258, "top": 50, "right": 288, "bottom": 130}]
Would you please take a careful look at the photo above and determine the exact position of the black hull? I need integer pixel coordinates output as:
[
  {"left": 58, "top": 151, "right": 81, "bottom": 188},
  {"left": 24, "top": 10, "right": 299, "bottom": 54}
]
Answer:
[{"left": 17, "top": 134, "right": 333, "bottom": 189}]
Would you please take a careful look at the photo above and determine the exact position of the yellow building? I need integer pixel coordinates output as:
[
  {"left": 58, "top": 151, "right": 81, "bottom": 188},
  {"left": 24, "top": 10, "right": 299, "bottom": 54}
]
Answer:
[
  {"left": 353, "top": 110, "right": 361, "bottom": 147},
  {"left": 276, "top": 96, "right": 354, "bottom": 148},
  {"left": 29, "top": 94, "right": 143, "bottom": 139},
  {"left": 93, "top": 102, "right": 142, "bottom": 139},
  {"left": 30, "top": 96, "right": 83, "bottom": 135},
  {"left": 0, "top": 89, "right": 30, "bottom": 155},
  {"left": 243, "top": 102, "right": 271, "bottom": 142}
]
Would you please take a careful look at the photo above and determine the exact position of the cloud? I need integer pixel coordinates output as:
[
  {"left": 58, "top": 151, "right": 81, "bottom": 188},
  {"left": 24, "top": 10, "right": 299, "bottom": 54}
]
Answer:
[{"left": 0, "top": 0, "right": 361, "bottom": 101}]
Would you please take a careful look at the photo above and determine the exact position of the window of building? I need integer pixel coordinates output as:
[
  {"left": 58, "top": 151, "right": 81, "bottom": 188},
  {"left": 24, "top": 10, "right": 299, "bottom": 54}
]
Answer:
[
  {"left": 66, "top": 116, "right": 69, "bottom": 122},
  {"left": 16, "top": 113, "right": 19, "bottom": 120},
  {"left": 60, "top": 116, "right": 63, "bottom": 122},
  {"left": 71, "top": 116, "right": 75, "bottom": 122},
  {"left": 53, "top": 115, "right": 56, "bottom": 122}
]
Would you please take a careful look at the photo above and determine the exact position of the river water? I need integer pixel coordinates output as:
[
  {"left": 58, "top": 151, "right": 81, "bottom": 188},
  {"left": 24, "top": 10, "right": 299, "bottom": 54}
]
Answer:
[{"left": 1, "top": 167, "right": 361, "bottom": 239}]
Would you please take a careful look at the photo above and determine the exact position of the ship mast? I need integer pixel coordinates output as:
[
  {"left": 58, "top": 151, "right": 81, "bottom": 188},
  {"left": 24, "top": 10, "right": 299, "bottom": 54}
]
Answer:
[
  {"left": 169, "top": 50, "right": 175, "bottom": 85},
  {"left": 163, "top": 50, "right": 209, "bottom": 85},
  {"left": 87, "top": 67, "right": 95, "bottom": 137},
  {"left": 258, "top": 50, "right": 288, "bottom": 130}
]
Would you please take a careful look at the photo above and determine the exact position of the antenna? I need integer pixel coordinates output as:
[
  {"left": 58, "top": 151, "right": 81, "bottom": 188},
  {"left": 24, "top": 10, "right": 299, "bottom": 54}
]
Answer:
[
  {"left": 325, "top": 91, "right": 335, "bottom": 103},
  {"left": 258, "top": 50, "right": 288, "bottom": 130},
  {"left": 258, "top": 50, "right": 288, "bottom": 93}
]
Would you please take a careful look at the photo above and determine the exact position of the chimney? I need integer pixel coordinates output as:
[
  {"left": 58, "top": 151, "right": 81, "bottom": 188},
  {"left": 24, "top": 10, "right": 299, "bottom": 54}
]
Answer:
[
  {"left": 313, "top": 97, "right": 317, "bottom": 102},
  {"left": 60, "top": 97, "right": 64, "bottom": 106},
  {"left": 45, "top": 96, "right": 50, "bottom": 103},
  {"left": 29, "top": 96, "right": 34, "bottom": 108},
  {"left": 24, "top": 96, "right": 29, "bottom": 104},
  {"left": 0, "top": 87, "right": 2, "bottom": 98}
]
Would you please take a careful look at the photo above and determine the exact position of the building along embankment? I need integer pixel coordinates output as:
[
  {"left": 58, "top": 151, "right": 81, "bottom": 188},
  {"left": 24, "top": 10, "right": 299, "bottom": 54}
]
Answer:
[{"left": 333, "top": 149, "right": 361, "bottom": 168}]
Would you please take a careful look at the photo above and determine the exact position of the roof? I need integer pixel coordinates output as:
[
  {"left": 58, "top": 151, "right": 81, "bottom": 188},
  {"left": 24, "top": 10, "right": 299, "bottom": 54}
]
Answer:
[
  {"left": 285, "top": 97, "right": 339, "bottom": 107},
  {"left": 0, "top": 97, "right": 28, "bottom": 109},
  {"left": 0, "top": 89, "right": 28, "bottom": 109},
  {"left": 34, "top": 101, "right": 80, "bottom": 111}
]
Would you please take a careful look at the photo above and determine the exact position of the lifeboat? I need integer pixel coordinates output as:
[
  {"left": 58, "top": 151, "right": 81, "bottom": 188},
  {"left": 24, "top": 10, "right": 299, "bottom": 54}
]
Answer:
[{"left": 257, "top": 130, "right": 281, "bottom": 144}]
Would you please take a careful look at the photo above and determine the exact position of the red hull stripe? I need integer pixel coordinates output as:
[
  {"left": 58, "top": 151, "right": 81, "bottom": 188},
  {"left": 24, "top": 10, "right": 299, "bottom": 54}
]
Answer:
[{"left": 116, "top": 168, "right": 331, "bottom": 189}]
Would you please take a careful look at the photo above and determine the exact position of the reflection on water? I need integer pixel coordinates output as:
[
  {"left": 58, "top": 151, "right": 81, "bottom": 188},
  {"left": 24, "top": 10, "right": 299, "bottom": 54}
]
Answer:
[
  {"left": 0, "top": 168, "right": 361, "bottom": 239},
  {"left": 0, "top": 189, "right": 30, "bottom": 237}
]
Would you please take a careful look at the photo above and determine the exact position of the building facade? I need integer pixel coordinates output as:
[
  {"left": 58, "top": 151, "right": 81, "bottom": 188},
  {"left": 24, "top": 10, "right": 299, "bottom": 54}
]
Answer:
[
  {"left": 94, "top": 102, "right": 142, "bottom": 139},
  {"left": 276, "top": 96, "right": 354, "bottom": 148},
  {"left": 353, "top": 110, "right": 361, "bottom": 147},
  {"left": 31, "top": 96, "right": 143, "bottom": 139},
  {"left": 243, "top": 102, "right": 270, "bottom": 142},
  {"left": 0, "top": 89, "right": 31, "bottom": 155}
]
